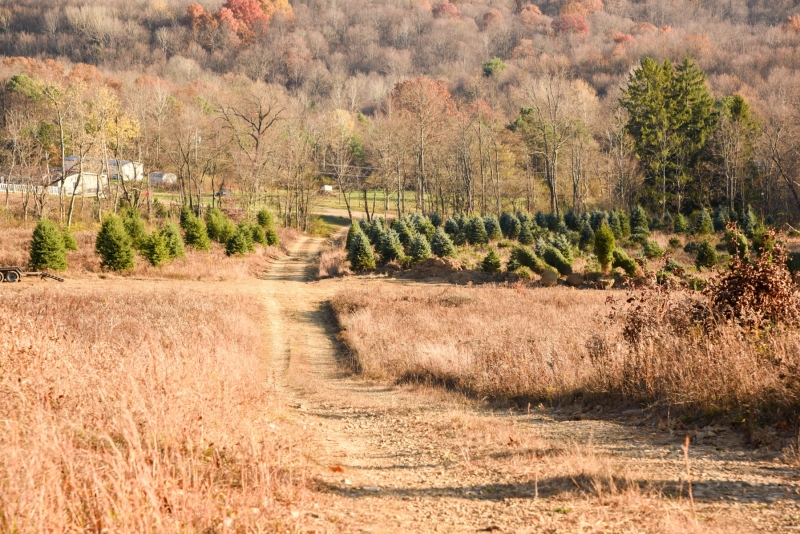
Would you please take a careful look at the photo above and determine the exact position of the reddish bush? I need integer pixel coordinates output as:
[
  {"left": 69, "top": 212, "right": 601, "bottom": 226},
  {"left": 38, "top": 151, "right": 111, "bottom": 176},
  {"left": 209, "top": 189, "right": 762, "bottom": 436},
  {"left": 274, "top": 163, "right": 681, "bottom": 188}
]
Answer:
[
  {"left": 519, "top": 4, "right": 543, "bottom": 26},
  {"left": 783, "top": 14, "right": 800, "bottom": 33},
  {"left": 433, "top": 1, "right": 461, "bottom": 19},
  {"left": 552, "top": 14, "right": 589, "bottom": 35},
  {"left": 481, "top": 10, "right": 503, "bottom": 29},
  {"left": 613, "top": 33, "right": 635, "bottom": 45}
]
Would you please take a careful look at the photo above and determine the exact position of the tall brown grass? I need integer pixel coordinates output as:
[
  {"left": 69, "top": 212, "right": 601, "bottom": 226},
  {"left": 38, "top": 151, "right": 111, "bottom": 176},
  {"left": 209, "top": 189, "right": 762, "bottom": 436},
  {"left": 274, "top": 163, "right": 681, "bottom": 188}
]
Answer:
[
  {"left": 0, "top": 225, "right": 301, "bottom": 280},
  {"left": 332, "top": 284, "right": 800, "bottom": 420},
  {"left": 314, "top": 234, "right": 350, "bottom": 279},
  {"left": 0, "top": 285, "right": 309, "bottom": 532}
]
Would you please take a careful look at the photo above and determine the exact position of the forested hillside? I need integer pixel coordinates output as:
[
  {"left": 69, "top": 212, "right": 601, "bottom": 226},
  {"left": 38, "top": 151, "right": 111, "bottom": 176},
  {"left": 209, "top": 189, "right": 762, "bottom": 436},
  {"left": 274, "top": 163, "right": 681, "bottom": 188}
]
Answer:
[{"left": 3, "top": 0, "right": 800, "bottom": 225}]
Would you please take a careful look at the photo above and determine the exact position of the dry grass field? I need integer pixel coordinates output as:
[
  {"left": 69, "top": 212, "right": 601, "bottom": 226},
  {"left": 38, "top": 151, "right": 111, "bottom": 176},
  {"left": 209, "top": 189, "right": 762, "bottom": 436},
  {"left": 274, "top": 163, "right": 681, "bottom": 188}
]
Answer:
[
  {"left": 332, "top": 283, "right": 800, "bottom": 427},
  {"left": 0, "top": 283, "right": 311, "bottom": 532}
]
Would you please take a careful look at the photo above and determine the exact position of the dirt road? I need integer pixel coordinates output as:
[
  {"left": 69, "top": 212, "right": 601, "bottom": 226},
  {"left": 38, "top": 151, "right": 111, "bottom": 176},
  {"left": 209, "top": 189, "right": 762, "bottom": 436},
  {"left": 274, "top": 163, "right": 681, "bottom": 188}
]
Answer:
[{"left": 261, "top": 236, "right": 800, "bottom": 533}]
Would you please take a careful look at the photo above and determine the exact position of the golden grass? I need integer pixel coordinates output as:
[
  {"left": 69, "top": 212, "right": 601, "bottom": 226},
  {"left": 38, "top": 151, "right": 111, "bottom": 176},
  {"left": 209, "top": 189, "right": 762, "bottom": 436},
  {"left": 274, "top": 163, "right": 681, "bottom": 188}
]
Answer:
[
  {"left": 0, "top": 225, "right": 301, "bottom": 280},
  {"left": 332, "top": 284, "right": 800, "bottom": 419},
  {"left": 0, "top": 285, "right": 309, "bottom": 532}
]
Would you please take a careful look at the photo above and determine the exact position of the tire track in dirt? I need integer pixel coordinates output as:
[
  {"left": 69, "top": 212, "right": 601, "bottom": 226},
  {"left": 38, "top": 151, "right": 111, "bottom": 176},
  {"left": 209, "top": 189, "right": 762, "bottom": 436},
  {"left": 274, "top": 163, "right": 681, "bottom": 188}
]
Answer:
[{"left": 259, "top": 234, "right": 800, "bottom": 533}]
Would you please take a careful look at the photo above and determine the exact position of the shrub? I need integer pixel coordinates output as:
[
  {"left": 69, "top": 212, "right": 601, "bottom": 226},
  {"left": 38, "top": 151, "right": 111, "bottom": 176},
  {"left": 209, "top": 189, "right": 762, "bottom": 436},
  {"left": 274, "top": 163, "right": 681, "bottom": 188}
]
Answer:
[
  {"left": 516, "top": 266, "right": 532, "bottom": 280},
  {"left": 683, "top": 241, "right": 699, "bottom": 254},
  {"left": 612, "top": 248, "right": 637, "bottom": 277},
  {"left": 673, "top": 213, "right": 689, "bottom": 233},
  {"left": 713, "top": 206, "right": 729, "bottom": 232},
  {"left": 751, "top": 226, "right": 776, "bottom": 256},
  {"left": 694, "top": 240, "right": 718, "bottom": 270},
  {"left": 509, "top": 246, "right": 546, "bottom": 273},
  {"left": 630, "top": 205, "right": 650, "bottom": 235},
  {"left": 348, "top": 231, "right": 376, "bottom": 271},
  {"left": 160, "top": 223, "right": 185, "bottom": 259},
  {"left": 668, "top": 236, "right": 682, "bottom": 248},
  {"left": 256, "top": 208, "right": 274, "bottom": 229},
  {"left": 62, "top": 227, "right": 78, "bottom": 251},
  {"left": 518, "top": 222, "right": 535, "bottom": 245},
  {"left": 29, "top": 219, "right": 67, "bottom": 271},
  {"left": 183, "top": 212, "right": 211, "bottom": 250},
  {"left": 705, "top": 232, "right": 800, "bottom": 327},
  {"left": 265, "top": 227, "right": 280, "bottom": 246},
  {"left": 206, "top": 208, "right": 236, "bottom": 243},
  {"left": 444, "top": 217, "right": 460, "bottom": 236},
  {"left": 693, "top": 208, "right": 713, "bottom": 235},
  {"left": 225, "top": 224, "right": 255, "bottom": 256},
  {"left": 484, "top": 216, "right": 502, "bottom": 241},
  {"left": 95, "top": 214, "right": 135, "bottom": 271},
  {"left": 499, "top": 212, "right": 520, "bottom": 239},
  {"left": 594, "top": 223, "right": 615, "bottom": 273},
  {"left": 542, "top": 245, "right": 572, "bottom": 275},
  {"left": 141, "top": 230, "right": 170, "bottom": 266},
  {"left": 409, "top": 233, "right": 432, "bottom": 263},
  {"left": 379, "top": 228, "right": 405, "bottom": 263},
  {"left": 482, "top": 248, "right": 501, "bottom": 273},
  {"left": 430, "top": 227, "right": 456, "bottom": 258},
  {"left": 642, "top": 240, "right": 663, "bottom": 259},
  {"left": 122, "top": 208, "right": 147, "bottom": 250},
  {"left": 578, "top": 223, "right": 595, "bottom": 251}
]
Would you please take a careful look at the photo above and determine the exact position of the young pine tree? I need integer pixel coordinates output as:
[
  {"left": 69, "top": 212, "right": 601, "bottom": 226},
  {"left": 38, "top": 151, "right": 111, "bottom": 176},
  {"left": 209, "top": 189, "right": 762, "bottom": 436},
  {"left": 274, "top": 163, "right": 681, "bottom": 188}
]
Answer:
[
  {"left": 673, "top": 213, "right": 689, "bottom": 233},
  {"left": 518, "top": 222, "right": 535, "bottom": 245},
  {"left": 378, "top": 228, "right": 405, "bottom": 263},
  {"left": 160, "top": 223, "right": 185, "bottom": 259},
  {"left": 95, "top": 214, "right": 135, "bottom": 271},
  {"left": 256, "top": 208, "right": 274, "bottom": 229},
  {"left": 467, "top": 216, "right": 489, "bottom": 245},
  {"left": 630, "top": 205, "right": 650, "bottom": 235},
  {"left": 226, "top": 224, "right": 255, "bottom": 256},
  {"left": 693, "top": 208, "right": 713, "bottom": 235},
  {"left": 483, "top": 216, "right": 502, "bottom": 241},
  {"left": 346, "top": 223, "right": 364, "bottom": 251},
  {"left": 594, "top": 223, "right": 615, "bottom": 273},
  {"left": 141, "top": 230, "right": 170, "bottom": 267},
  {"left": 349, "top": 231, "right": 376, "bottom": 271},
  {"left": 183, "top": 212, "right": 211, "bottom": 250},
  {"left": 695, "top": 240, "right": 718, "bottom": 270},
  {"left": 713, "top": 206, "right": 729, "bottom": 233},
  {"left": 265, "top": 227, "right": 280, "bottom": 246},
  {"left": 206, "top": 208, "right": 236, "bottom": 243},
  {"left": 29, "top": 219, "right": 67, "bottom": 271},
  {"left": 409, "top": 233, "right": 432, "bottom": 263},
  {"left": 482, "top": 248, "right": 502, "bottom": 273},
  {"left": 62, "top": 227, "right": 78, "bottom": 251},
  {"left": 249, "top": 223, "right": 268, "bottom": 246},
  {"left": 430, "top": 227, "right": 456, "bottom": 258},
  {"left": 579, "top": 222, "right": 595, "bottom": 251},
  {"left": 123, "top": 208, "right": 148, "bottom": 250}
]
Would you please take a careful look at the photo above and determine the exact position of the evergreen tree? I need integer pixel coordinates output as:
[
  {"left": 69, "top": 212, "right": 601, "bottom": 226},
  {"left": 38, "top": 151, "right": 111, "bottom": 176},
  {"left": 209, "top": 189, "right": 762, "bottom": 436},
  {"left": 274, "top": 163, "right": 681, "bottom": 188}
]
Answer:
[
  {"left": 62, "top": 227, "right": 78, "bottom": 251},
  {"left": 564, "top": 209, "right": 580, "bottom": 231},
  {"left": 630, "top": 205, "right": 650, "bottom": 235},
  {"left": 693, "top": 208, "right": 713, "bottom": 235},
  {"left": 122, "top": 208, "right": 147, "bottom": 250},
  {"left": 466, "top": 216, "right": 488, "bottom": 245},
  {"left": 378, "top": 228, "right": 405, "bottom": 262},
  {"left": 444, "top": 217, "right": 460, "bottom": 236},
  {"left": 206, "top": 207, "right": 236, "bottom": 243},
  {"left": 509, "top": 246, "right": 546, "bottom": 274},
  {"left": 608, "top": 210, "right": 622, "bottom": 239},
  {"left": 160, "top": 223, "right": 185, "bottom": 259},
  {"left": 662, "top": 211, "right": 674, "bottom": 230},
  {"left": 265, "top": 227, "right": 280, "bottom": 247},
  {"left": 594, "top": 223, "right": 615, "bottom": 273},
  {"left": 430, "top": 227, "right": 456, "bottom": 258},
  {"left": 368, "top": 218, "right": 385, "bottom": 245},
  {"left": 226, "top": 225, "right": 255, "bottom": 256},
  {"left": 358, "top": 218, "right": 370, "bottom": 233},
  {"left": 482, "top": 248, "right": 501, "bottom": 273},
  {"left": 395, "top": 219, "right": 415, "bottom": 251},
  {"left": 739, "top": 205, "right": 758, "bottom": 238},
  {"left": 256, "top": 208, "right": 274, "bottom": 229},
  {"left": 182, "top": 212, "right": 211, "bottom": 250},
  {"left": 534, "top": 211, "right": 547, "bottom": 228},
  {"left": 518, "top": 222, "right": 535, "bottom": 245},
  {"left": 499, "top": 212, "right": 521, "bottom": 239},
  {"left": 141, "top": 230, "right": 170, "bottom": 266},
  {"left": 29, "top": 219, "right": 67, "bottom": 271},
  {"left": 589, "top": 210, "right": 607, "bottom": 230},
  {"left": 617, "top": 210, "right": 631, "bottom": 237},
  {"left": 95, "top": 214, "right": 135, "bottom": 271},
  {"left": 713, "top": 206, "right": 729, "bottom": 233},
  {"left": 179, "top": 205, "right": 193, "bottom": 230},
  {"left": 409, "top": 233, "right": 432, "bottom": 263},
  {"left": 249, "top": 223, "right": 268, "bottom": 246},
  {"left": 673, "top": 213, "right": 689, "bottom": 233},
  {"left": 579, "top": 222, "right": 595, "bottom": 251},
  {"left": 346, "top": 223, "right": 364, "bottom": 251},
  {"left": 695, "top": 240, "right": 718, "bottom": 270},
  {"left": 620, "top": 57, "right": 716, "bottom": 214},
  {"left": 413, "top": 216, "right": 435, "bottom": 241},
  {"left": 348, "top": 231, "right": 376, "bottom": 271},
  {"left": 429, "top": 212, "right": 442, "bottom": 227},
  {"left": 542, "top": 245, "right": 572, "bottom": 275},
  {"left": 483, "top": 216, "right": 502, "bottom": 241}
]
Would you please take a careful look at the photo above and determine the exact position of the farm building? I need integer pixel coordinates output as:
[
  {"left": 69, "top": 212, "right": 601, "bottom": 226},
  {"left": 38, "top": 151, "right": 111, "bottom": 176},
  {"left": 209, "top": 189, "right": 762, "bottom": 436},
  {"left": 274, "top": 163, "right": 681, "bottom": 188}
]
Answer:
[
  {"left": 64, "top": 156, "right": 144, "bottom": 182},
  {"left": 149, "top": 172, "right": 177, "bottom": 185}
]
